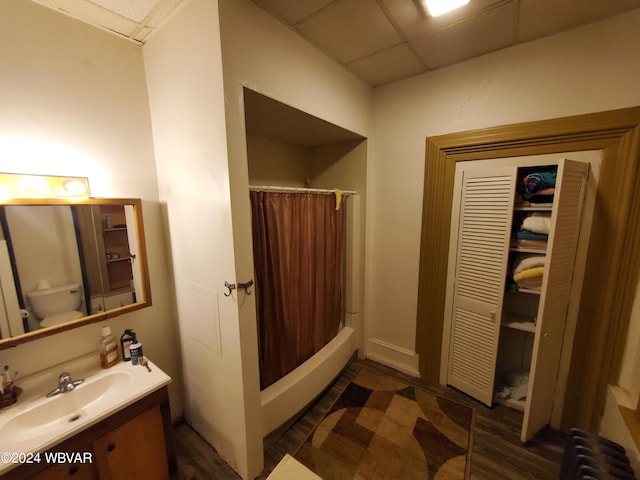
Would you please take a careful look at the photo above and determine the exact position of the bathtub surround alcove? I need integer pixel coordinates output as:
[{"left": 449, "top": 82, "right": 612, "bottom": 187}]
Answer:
[{"left": 243, "top": 88, "right": 367, "bottom": 442}]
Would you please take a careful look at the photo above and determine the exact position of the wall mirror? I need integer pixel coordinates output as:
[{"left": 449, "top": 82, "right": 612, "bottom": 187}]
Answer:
[{"left": 0, "top": 197, "right": 151, "bottom": 349}]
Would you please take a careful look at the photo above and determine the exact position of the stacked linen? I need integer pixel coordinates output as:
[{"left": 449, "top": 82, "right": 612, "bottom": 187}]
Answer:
[
  {"left": 494, "top": 367, "right": 530, "bottom": 403},
  {"left": 511, "top": 212, "right": 551, "bottom": 251},
  {"left": 523, "top": 171, "right": 556, "bottom": 204},
  {"left": 512, "top": 253, "right": 545, "bottom": 291},
  {"left": 521, "top": 212, "right": 551, "bottom": 235}
]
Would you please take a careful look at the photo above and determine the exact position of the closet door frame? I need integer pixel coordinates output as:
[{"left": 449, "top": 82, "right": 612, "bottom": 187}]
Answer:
[{"left": 416, "top": 106, "right": 640, "bottom": 431}]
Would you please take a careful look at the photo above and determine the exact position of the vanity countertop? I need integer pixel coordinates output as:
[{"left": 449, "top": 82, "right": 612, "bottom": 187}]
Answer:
[{"left": 0, "top": 355, "right": 170, "bottom": 474}]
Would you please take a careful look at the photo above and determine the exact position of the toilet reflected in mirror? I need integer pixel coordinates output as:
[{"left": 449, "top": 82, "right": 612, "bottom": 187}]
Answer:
[{"left": 26, "top": 282, "right": 84, "bottom": 329}]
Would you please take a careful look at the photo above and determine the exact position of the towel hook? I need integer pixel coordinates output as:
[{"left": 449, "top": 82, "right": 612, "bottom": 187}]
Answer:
[
  {"left": 224, "top": 280, "right": 254, "bottom": 296},
  {"left": 238, "top": 279, "right": 254, "bottom": 295},
  {"left": 224, "top": 281, "right": 236, "bottom": 297}
]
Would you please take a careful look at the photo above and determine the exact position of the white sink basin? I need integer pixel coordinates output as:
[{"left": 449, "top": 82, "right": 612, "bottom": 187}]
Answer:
[
  {"left": 0, "top": 356, "right": 170, "bottom": 473},
  {"left": 2, "top": 370, "right": 132, "bottom": 443}
]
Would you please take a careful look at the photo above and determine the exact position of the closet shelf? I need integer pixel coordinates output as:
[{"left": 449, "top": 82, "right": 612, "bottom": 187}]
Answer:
[
  {"left": 514, "top": 205, "right": 553, "bottom": 211},
  {"left": 510, "top": 246, "right": 547, "bottom": 254},
  {"left": 502, "top": 316, "right": 536, "bottom": 333},
  {"left": 495, "top": 397, "right": 526, "bottom": 412},
  {"left": 516, "top": 287, "right": 541, "bottom": 295}
]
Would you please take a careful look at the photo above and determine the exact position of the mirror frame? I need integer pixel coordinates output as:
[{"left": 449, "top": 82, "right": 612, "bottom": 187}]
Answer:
[{"left": 0, "top": 197, "right": 152, "bottom": 350}]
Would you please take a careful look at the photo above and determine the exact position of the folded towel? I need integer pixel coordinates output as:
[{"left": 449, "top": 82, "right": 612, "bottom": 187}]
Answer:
[
  {"left": 512, "top": 254, "right": 545, "bottom": 275},
  {"left": 521, "top": 212, "right": 551, "bottom": 234},
  {"left": 524, "top": 187, "right": 556, "bottom": 205},
  {"left": 517, "top": 277, "right": 543, "bottom": 290},
  {"left": 523, "top": 171, "right": 556, "bottom": 195},
  {"left": 510, "top": 239, "right": 547, "bottom": 251},
  {"left": 513, "top": 266, "right": 544, "bottom": 283},
  {"left": 513, "top": 265, "right": 544, "bottom": 290},
  {"left": 515, "top": 231, "right": 548, "bottom": 241}
]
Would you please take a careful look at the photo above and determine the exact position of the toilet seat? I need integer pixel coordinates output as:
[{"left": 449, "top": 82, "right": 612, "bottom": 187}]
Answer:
[{"left": 41, "top": 310, "right": 84, "bottom": 328}]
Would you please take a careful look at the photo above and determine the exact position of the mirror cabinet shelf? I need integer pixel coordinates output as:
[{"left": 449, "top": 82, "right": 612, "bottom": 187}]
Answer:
[
  {"left": 92, "top": 204, "right": 135, "bottom": 295},
  {"left": 0, "top": 197, "right": 152, "bottom": 350}
]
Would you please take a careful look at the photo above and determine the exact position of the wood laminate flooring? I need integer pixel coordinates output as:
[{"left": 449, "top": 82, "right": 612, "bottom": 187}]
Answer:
[{"left": 174, "top": 359, "right": 566, "bottom": 480}]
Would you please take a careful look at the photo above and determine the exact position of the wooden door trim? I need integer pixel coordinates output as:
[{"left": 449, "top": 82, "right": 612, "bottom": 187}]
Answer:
[{"left": 416, "top": 106, "right": 640, "bottom": 430}]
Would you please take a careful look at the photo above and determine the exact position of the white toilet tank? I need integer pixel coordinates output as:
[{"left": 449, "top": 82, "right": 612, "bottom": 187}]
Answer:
[{"left": 27, "top": 283, "right": 83, "bottom": 327}]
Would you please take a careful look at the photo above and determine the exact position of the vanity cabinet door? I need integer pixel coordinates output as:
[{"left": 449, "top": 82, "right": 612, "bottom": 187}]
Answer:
[
  {"left": 93, "top": 405, "right": 169, "bottom": 480},
  {"left": 29, "top": 460, "right": 98, "bottom": 480}
]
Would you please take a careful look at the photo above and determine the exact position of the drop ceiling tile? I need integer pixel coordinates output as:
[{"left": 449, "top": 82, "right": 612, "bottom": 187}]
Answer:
[
  {"left": 89, "top": 0, "right": 158, "bottom": 22},
  {"left": 33, "top": 0, "right": 139, "bottom": 37},
  {"left": 347, "top": 44, "right": 427, "bottom": 86},
  {"left": 296, "top": 0, "right": 403, "bottom": 64},
  {"left": 380, "top": 0, "right": 507, "bottom": 40},
  {"left": 518, "top": 0, "right": 640, "bottom": 42},
  {"left": 252, "top": 0, "right": 335, "bottom": 25},
  {"left": 411, "top": 0, "right": 518, "bottom": 69},
  {"left": 145, "top": 0, "right": 185, "bottom": 28}
]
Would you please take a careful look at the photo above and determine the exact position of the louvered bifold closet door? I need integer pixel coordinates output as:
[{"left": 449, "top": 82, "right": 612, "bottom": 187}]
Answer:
[
  {"left": 521, "top": 159, "right": 589, "bottom": 442},
  {"left": 448, "top": 168, "right": 516, "bottom": 406}
]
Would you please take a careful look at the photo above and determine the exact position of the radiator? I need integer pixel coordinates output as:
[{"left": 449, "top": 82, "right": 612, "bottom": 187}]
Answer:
[{"left": 560, "top": 428, "right": 637, "bottom": 479}]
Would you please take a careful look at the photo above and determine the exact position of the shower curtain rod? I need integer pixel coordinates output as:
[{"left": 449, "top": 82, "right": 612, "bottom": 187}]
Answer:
[{"left": 249, "top": 185, "right": 356, "bottom": 196}]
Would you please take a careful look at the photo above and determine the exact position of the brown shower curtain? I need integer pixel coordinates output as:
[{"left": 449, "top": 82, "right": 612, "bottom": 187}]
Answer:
[{"left": 250, "top": 191, "right": 344, "bottom": 390}]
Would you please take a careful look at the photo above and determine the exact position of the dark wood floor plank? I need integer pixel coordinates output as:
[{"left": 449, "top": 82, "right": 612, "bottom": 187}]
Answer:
[
  {"left": 174, "top": 358, "right": 566, "bottom": 480},
  {"left": 174, "top": 422, "right": 242, "bottom": 480}
]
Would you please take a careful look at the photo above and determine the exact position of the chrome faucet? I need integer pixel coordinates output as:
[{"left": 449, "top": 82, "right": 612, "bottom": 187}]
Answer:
[{"left": 46, "top": 372, "right": 84, "bottom": 397}]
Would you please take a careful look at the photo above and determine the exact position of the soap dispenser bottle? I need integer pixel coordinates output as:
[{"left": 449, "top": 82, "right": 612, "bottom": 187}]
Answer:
[{"left": 100, "top": 326, "right": 119, "bottom": 369}]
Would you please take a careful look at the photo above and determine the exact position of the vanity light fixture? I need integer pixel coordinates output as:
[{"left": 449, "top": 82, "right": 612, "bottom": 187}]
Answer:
[
  {"left": 0, "top": 173, "right": 90, "bottom": 200},
  {"left": 423, "top": 0, "right": 470, "bottom": 16}
]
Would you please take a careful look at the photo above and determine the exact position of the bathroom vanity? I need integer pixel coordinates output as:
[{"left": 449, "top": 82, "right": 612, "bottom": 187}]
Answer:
[{"left": 0, "top": 357, "right": 177, "bottom": 479}]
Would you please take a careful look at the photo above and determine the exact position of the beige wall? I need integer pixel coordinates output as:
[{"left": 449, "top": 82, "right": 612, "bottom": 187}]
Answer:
[
  {"left": 367, "top": 8, "right": 640, "bottom": 376},
  {"left": 142, "top": 1, "right": 262, "bottom": 478},
  {"left": 0, "top": 1, "right": 182, "bottom": 416},
  {"left": 247, "top": 135, "right": 310, "bottom": 187}
]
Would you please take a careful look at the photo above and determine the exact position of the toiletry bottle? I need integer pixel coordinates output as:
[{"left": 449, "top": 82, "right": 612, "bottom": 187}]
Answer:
[
  {"left": 130, "top": 341, "right": 143, "bottom": 365},
  {"left": 100, "top": 326, "right": 119, "bottom": 369},
  {"left": 105, "top": 213, "right": 113, "bottom": 229},
  {"left": 120, "top": 329, "right": 136, "bottom": 362}
]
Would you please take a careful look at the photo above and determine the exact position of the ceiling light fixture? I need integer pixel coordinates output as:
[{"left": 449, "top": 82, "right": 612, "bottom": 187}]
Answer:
[{"left": 423, "top": 0, "right": 470, "bottom": 17}]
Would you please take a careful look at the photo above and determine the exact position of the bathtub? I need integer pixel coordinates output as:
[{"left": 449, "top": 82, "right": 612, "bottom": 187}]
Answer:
[{"left": 260, "top": 326, "right": 357, "bottom": 436}]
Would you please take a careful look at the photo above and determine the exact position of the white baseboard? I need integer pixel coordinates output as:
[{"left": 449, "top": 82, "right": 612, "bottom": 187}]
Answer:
[{"left": 365, "top": 337, "right": 420, "bottom": 377}]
